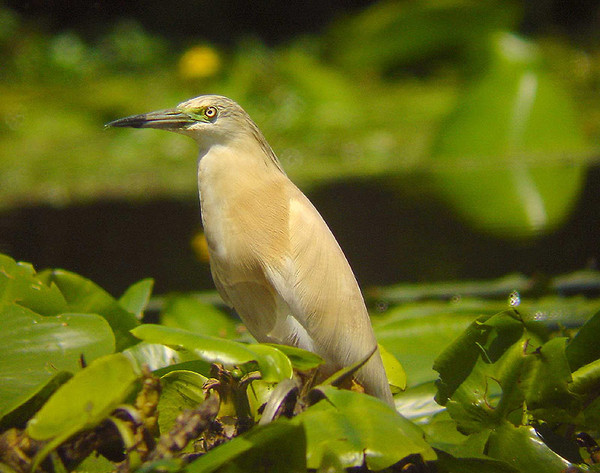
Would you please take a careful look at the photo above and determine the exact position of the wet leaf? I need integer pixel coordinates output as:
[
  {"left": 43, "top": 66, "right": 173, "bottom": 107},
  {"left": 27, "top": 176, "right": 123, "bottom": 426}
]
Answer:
[
  {"left": 434, "top": 310, "right": 526, "bottom": 405},
  {"left": 435, "top": 450, "right": 520, "bottom": 473},
  {"left": 570, "top": 358, "right": 600, "bottom": 399},
  {"left": 433, "top": 312, "right": 496, "bottom": 405},
  {"left": 0, "top": 304, "right": 114, "bottom": 420},
  {"left": 370, "top": 274, "right": 530, "bottom": 304},
  {"left": 486, "top": 422, "right": 574, "bottom": 472},
  {"left": 298, "top": 386, "right": 436, "bottom": 470},
  {"left": 123, "top": 342, "right": 182, "bottom": 372},
  {"left": 393, "top": 382, "right": 444, "bottom": 424},
  {"left": 374, "top": 303, "right": 482, "bottom": 386},
  {"left": 132, "top": 324, "right": 255, "bottom": 364}
]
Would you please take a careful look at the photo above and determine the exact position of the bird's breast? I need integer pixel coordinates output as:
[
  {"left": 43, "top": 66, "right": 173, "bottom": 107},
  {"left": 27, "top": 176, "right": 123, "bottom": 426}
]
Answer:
[{"left": 197, "top": 159, "right": 290, "bottom": 272}]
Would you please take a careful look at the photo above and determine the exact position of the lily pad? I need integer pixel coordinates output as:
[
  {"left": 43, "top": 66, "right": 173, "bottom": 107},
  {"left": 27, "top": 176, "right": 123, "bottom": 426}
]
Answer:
[{"left": 0, "top": 303, "right": 114, "bottom": 420}]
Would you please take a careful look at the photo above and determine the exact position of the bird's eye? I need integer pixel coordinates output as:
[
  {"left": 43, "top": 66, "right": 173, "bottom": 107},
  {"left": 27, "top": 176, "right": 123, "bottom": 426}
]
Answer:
[{"left": 204, "top": 106, "right": 217, "bottom": 120}]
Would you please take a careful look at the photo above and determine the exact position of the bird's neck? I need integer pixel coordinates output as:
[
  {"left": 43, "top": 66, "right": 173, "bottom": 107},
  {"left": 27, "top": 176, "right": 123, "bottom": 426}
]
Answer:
[
  {"left": 197, "top": 139, "right": 286, "bottom": 216},
  {"left": 198, "top": 138, "right": 280, "bottom": 185},
  {"left": 196, "top": 139, "right": 286, "bottom": 259}
]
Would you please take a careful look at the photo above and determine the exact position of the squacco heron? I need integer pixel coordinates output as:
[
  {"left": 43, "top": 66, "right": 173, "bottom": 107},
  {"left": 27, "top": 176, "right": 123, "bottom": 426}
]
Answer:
[{"left": 108, "top": 95, "right": 393, "bottom": 406}]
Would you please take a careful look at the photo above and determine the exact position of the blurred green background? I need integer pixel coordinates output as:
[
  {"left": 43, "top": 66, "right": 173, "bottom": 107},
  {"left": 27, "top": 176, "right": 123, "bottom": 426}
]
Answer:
[{"left": 0, "top": 0, "right": 599, "bottom": 295}]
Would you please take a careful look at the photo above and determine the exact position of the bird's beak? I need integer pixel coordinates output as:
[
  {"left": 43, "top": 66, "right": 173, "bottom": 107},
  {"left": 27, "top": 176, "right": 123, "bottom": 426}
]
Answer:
[{"left": 106, "top": 108, "right": 194, "bottom": 130}]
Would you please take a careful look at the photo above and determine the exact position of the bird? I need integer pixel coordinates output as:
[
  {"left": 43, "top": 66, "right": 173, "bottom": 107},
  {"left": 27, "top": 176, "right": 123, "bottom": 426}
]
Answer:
[{"left": 107, "top": 95, "right": 394, "bottom": 406}]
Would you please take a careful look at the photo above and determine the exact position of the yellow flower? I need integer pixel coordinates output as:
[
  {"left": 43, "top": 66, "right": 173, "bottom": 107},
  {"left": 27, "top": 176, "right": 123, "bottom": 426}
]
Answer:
[
  {"left": 191, "top": 231, "right": 210, "bottom": 263},
  {"left": 178, "top": 45, "right": 221, "bottom": 79}
]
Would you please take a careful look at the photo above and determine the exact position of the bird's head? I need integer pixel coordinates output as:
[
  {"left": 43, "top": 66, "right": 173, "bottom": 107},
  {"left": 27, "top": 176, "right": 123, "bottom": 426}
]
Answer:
[
  {"left": 107, "top": 94, "right": 284, "bottom": 172},
  {"left": 107, "top": 95, "right": 264, "bottom": 149}
]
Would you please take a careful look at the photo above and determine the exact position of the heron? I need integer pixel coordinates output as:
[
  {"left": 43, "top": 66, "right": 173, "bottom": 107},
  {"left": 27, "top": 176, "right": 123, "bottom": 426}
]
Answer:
[{"left": 107, "top": 95, "right": 393, "bottom": 406}]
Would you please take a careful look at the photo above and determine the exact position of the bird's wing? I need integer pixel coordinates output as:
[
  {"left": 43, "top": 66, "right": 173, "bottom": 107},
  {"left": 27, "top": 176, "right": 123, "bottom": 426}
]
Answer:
[
  {"left": 206, "top": 175, "right": 313, "bottom": 347},
  {"left": 208, "top": 179, "right": 392, "bottom": 403},
  {"left": 262, "top": 187, "right": 378, "bottom": 368}
]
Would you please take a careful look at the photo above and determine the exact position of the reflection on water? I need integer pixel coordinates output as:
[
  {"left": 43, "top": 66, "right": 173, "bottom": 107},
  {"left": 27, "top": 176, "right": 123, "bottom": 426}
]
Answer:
[{"left": 0, "top": 167, "right": 598, "bottom": 297}]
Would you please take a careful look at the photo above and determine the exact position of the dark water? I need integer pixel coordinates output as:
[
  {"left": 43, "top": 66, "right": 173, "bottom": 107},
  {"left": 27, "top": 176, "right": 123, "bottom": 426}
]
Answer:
[{"left": 1, "top": 168, "right": 599, "bottom": 297}]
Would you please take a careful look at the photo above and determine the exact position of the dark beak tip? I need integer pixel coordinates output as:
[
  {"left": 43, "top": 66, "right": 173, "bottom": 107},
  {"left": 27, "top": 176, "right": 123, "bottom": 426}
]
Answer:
[
  {"left": 104, "top": 115, "right": 148, "bottom": 129},
  {"left": 105, "top": 109, "right": 192, "bottom": 130}
]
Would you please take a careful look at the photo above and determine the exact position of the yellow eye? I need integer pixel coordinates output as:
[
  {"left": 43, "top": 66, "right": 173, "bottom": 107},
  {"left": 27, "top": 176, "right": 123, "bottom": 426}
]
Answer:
[{"left": 205, "top": 106, "right": 217, "bottom": 119}]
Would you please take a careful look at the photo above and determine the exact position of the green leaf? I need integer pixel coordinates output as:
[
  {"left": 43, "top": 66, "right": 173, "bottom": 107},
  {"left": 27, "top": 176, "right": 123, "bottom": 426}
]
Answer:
[
  {"left": 423, "top": 419, "right": 488, "bottom": 458},
  {"left": 435, "top": 311, "right": 546, "bottom": 433},
  {"left": 486, "top": 422, "right": 575, "bottom": 472},
  {"left": 119, "top": 278, "right": 154, "bottom": 319},
  {"left": 74, "top": 453, "right": 117, "bottom": 473},
  {"left": 123, "top": 342, "right": 182, "bottom": 372},
  {"left": 26, "top": 353, "right": 138, "bottom": 469},
  {"left": 248, "top": 344, "right": 293, "bottom": 383},
  {"left": 328, "top": 1, "right": 519, "bottom": 72},
  {"left": 444, "top": 361, "right": 501, "bottom": 435},
  {"left": 42, "top": 269, "right": 139, "bottom": 351},
  {"left": 186, "top": 418, "right": 306, "bottom": 473},
  {"left": 131, "top": 324, "right": 256, "bottom": 366},
  {"left": 434, "top": 310, "right": 525, "bottom": 405},
  {"left": 570, "top": 358, "right": 600, "bottom": 399},
  {"left": 435, "top": 450, "right": 520, "bottom": 473},
  {"left": 0, "top": 254, "right": 67, "bottom": 316},
  {"left": 424, "top": 422, "right": 521, "bottom": 472},
  {"left": 160, "top": 294, "right": 239, "bottom": 339},
  {"left": 521, "top": 337, "right": 578, "bottom": 413},
  {"left": 133, "top": 325, "right": 293, "bottom": 383},
  {"left": 379, "top": 343, "right": 407, "bottom": 392},
  {"left": 27, "top": 353, "right": 138, "bottom": 440},
  {"left": 374, "top": 301, "right": 493, "bottom": 387},
  {"left": 566, "top": 308, "right": 600, "bottom": 371},
  {"left": 158, "top": 370, "right": 207, "bottom": 434},
  {"left": 298, "top": 386, "right": 436, "bottom": 470},
  {"left": 430, "top": 33, "right": 589, "bottom": 237},
  {"left": 433, "top": 312, "right": 495, "bottom": 405},
  {"left": 393, "top": 382, "right": 444, "bottom": 424},
  {"left": 0, "top": 304, "right": 115, "bottom": 420},
  {"left": 264, "top": 343, "right": 324, "bottom": 371}
]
